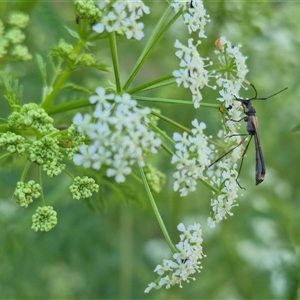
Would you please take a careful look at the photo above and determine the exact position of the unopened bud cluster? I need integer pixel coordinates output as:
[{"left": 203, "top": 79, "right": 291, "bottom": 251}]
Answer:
[
  {"left": 74, "top": 0, "right": 102, "bottom": 25},
  {"left": 0, "top": 131, "right": 26, "bottom": 155},
  {"left": 8, "top": 103, "right": 58, "bottom": 135},
  {"left": 14, "top": 180, "right": 41, "bottom": 207},
  {"left": 50, "top": 40, "right": 99, "bottom": 68},
  {"left": 69, "top": 176, "right": 99, "bottom": 200},
  {"left": 31, "top": 206, "right": 57, "bottom": 232},
  {"left": 0, "top": 11, "right": 31, "bottom": 61},
  {"left": 144, "top": 164, "right": 165, "bottom": 194}
]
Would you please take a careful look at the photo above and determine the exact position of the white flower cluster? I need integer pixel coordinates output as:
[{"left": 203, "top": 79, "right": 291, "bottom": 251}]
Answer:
[
  {"left": 173, "top": 38, "right": 214, "bottom": 108},
  {"left": 204, "top": 36, "right": 251, "bottom": 227},
  {"left": 171, "top": 0, "right": 210, "bottom": 39},
  {"left": 172, "top": 119, "right": 211, "bottom": 196},
  {"left": 215, "top": 36, "right": 249, "bottom": 127},
  {"left": 93, "top": 0, "right": 150, "bottom": 40},
  {"left": 215, "top": 36, "right": 248, "bottom": 81},
  {"left": 145, "top": 223, "right": 205, "bottom": 293},
  {"left": 207, "top": 160, "right": 240, "bottom": 228},
  {"left": 73, "top": 87, "right": 161, "bottom": 183}
]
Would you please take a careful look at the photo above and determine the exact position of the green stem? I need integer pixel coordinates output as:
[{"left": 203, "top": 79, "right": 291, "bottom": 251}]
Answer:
[
  {"left": 20, "top": 160, "right": 32, "bottom": 182},
  {"left": 42, "top": 40, "right": 85, "bottom": 110},
  {"left": 38, "top": 165, "right": 46, "bottom": 206},
  {"left": 161, "top": 142, "right": 175, "bottom": 157},
  {"left": 128, "top": 74, "right": 175, "bottom": 95},
  {"left": 139, "top": 166, "right": 177, "bottom": 254},
  {"left": 135, "top": 96, "right": 220, "bottom": 108},
  {"left": 47, "top": 98, "right": 91, "bottom": 115},
  {"left": 109, "top": 32, "right": 121, "bottom": 93},
  {"left": 0, "top": 152, "right": 11, "bottom": 161},
  {"left": 148, "top": 122, "right": 174, "bottom": 146},
  {"left": 149, "top": 109, "right": 192, "bottom": 134},
  {"left": 42, "top": 67, "right": 72, "bottom": 110},
  {"left": 63, "top": 168, "right": 75, "bottom": 180},
  {"left": 123, "top": 6, "right": 180, "bottom": 91},
  {"left": 200, "top": 177, "right": 219, "bottom": 194}
]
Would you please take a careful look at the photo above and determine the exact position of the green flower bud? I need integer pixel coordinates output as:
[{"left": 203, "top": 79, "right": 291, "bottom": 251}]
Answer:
[
  {"left": 0, "top": 131, "right": 26, "bottom": 155},
  {"left": 69, "top": 176, "right": 99, "bottom": 200},
  {"left": 8, "top": 12, "right": 29, "bottom": 28},
  {"left": 8, "top": 103, "right": 57, "bottom": 134},
  {"left": 144, "top": 164, "right": 166, "bottom": 194},
  {"left": 31, "top": 206, "right": 57, "bottom": 232},
  {"left": 14, "top": 180, "right": 41, "bottom": 207},
  {"left": 5, "top": 27, "right": 25, "bottom": 44},
  {"left": 74, "top": 0, "right": 102, "bottom": 25},
  {"left": 28, "top": 137, "right": 65, "bottom": 177}
]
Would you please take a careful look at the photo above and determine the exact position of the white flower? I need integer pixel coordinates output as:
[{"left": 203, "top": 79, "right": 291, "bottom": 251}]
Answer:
[
  {"left": 89, "top": 87, "right": 114, "bottom": 105},
  {"left": 144, "top": 282, "right": 159, "bottom": 293},
  {"left": 124, "top": 18, "right": 145, "bottom": 40},
  {"left": 106, "top": 160, "right": 132, "bottom": 183},
  {"left": 73, "top": 88, "right": 161, "bottom": 183},
  {"left": 93, "top": 0, "right": 149, "bottom": 40},
  {"left": 171, "top": 0, "right": 210, "bottom": 39},
  {"left": 73, "top": 113, "right": 91, "bottom": 133},
  {"left": 145, "top": 222, "right": 205, "bottom": 293},
  {"left": 74, "top": 144, "right": 98, "bottom": 169},
  {"left": 172, "top": 119, "right": 211, "bottom": 196},
  {"left": 206, "top": 160, "right": 240, "bottom": 227},
  {"left": 173, "top": 38, "right": 214, "bottom": 109}
]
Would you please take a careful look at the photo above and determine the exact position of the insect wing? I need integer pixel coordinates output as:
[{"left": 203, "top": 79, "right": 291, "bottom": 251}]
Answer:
[{"left": 251, "top": 116, "right": 265, "bottom": 185}]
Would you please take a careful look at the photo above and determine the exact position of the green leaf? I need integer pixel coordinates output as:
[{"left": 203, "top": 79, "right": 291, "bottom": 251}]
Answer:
[
  {"left": 61, "top": 83, "right": 92, "bottom": 94},
  {"left": 35, "top": 54, "right": 47, "bottom": 86},
  {"left": 0, "top": 72, "right": 23, "bottom": 109},
  {"left": 64, "top": 26, "right": 80, "bottom": 39}
]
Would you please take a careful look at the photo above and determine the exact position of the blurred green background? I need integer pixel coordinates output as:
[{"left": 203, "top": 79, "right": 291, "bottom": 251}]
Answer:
[{"left": 0, "top": 1, "right": 299, "bottom": 299}]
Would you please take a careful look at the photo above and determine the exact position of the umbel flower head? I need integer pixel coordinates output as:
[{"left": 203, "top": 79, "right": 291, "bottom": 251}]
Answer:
[
  {"left": 31, "top": 206, "right": 57, "bottom": 232},
  {"left": 8, "top": 103, "right": 58, "bottom": 135},
  {"left": 205, "top": 36, "right": 250, "bottom": 227},
  {"left": 73, "top": 87, "right": 161, "bottom": 183},
  {"left": 173, "top": 38, "right": 214, "bottom": 109},
  {"left": 0, "top": 131, "right": 26, "bottom": 155},
  {"left": 14, "top": 180, "right": 41, "bottom": 207},
  {"left": 28, "top": 136, "right": 65, "bottom": 177},
  {"left": 145, "top": 223, "right": 205, "bottom": 293},
  {"left": 0, "top": 11, "right": 32, "bottom": 61},
  {"left": 69, "top": 176, "right": 99, "bottom": 200},
  {"left": 92, "top": 0, "right": 150, "bottom": 40},
  {"left": 171, "top": 0, "right": 210, "bottom": 39},
  {"left": 171, "top": 119, "right": 211, "bottom": 196}
]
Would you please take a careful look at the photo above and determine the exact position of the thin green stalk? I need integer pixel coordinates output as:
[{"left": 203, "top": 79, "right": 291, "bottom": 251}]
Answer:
[
  {"left": 161, "top": 142, "right": 175, "bottom": 157},
  {"left": 0, "top": 152, "right": 11, "bottom": 161},
  {"left": 42, "top": 41, "right": 85, "bottom": 109},
  {"left": 128, "top": 74, "right": 175, "bottom": 95},
  {"left": 148, "top": 122, "right": 174, "bottom": 146},
  {"left": 109, "top": 32, "right": 121, "bottom": 93},
  {"left": 38, "top": 165, "right": 46, "bottom": 206},
  {"left": 20, "top": 161, "right": 32, "bottom": 182},
  {"left": 63, "top": 168, "right": 75, "bottom": 180},
  {"left": 135, "top": 95, "right": 220, "bottom": 108},
  {"left": 149, "top": 109, "right": 192, "bottom": 134},
  {"left": 123, "top": 6, "right": 180, "bottom": 91},
  {"left": 199, "top": 177, "right": 219, "bottom": 194},
  {"left": 42, "top": 67, "right": 72, "bottom": 109},
  {"left": 139, "top": 166, "right": 177, "bottom": 254},
  {"left": 47, "top": 98, "right": 91, "bottom": 115}
]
